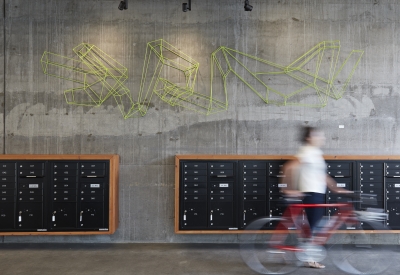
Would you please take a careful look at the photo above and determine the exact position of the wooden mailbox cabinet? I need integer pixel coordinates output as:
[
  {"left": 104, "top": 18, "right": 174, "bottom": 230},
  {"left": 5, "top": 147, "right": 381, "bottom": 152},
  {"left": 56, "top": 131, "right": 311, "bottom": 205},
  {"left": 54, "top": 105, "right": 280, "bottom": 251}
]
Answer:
[{"left": 0, "top": 154, "right": 119, "bottom": 235}]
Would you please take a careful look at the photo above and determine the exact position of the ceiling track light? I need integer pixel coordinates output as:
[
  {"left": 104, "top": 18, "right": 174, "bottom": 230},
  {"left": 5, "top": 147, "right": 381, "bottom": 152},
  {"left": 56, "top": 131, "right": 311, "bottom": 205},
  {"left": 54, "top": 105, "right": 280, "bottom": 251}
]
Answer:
[
  {"left": 244, "top": 0, "right": 253, "bottom": 11},
  {"left": 182, "top": 0, "right": 191, "bottom": 12},
  {"left": 118, "top": 0, "right": 128, "bottom": 10}
]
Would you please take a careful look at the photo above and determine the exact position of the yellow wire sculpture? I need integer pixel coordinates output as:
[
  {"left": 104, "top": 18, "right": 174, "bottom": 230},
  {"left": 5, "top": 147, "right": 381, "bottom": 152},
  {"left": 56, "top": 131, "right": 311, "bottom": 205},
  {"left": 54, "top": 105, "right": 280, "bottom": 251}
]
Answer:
[{"left": 40, "top": 40, "right": 363, "bottom": 118}]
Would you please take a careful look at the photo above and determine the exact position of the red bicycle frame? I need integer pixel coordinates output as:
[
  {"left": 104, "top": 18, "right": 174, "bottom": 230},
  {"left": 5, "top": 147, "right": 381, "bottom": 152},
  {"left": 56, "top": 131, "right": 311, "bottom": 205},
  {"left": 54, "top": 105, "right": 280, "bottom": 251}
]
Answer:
[{"left": 271, "top": 202, "right": 357, "bottom": 250}]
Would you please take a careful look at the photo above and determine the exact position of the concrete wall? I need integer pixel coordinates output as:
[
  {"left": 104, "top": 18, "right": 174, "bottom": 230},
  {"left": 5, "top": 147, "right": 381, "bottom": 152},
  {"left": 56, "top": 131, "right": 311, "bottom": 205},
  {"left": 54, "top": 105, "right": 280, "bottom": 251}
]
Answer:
[{"left": 1, "top": 0, "right": 400, "bottom": 243}]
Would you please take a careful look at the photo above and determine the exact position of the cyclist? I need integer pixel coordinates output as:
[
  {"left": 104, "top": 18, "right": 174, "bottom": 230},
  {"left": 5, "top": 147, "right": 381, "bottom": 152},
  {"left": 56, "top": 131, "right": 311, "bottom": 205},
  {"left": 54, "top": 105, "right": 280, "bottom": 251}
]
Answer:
[{"left": 282, "top": 126, "right": 352, "bottom": 269}]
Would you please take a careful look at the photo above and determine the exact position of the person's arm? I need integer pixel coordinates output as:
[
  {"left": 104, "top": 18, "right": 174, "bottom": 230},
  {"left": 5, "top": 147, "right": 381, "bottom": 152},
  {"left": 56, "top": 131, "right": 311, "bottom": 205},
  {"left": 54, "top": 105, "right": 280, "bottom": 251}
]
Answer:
[{"left": 281, "top": 159, "right": 303, "bottom": 197}]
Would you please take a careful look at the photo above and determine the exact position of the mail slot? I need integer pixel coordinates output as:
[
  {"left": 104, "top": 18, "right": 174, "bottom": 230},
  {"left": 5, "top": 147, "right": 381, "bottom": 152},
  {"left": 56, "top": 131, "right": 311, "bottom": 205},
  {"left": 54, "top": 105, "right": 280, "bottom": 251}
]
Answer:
[
  {"left": 184, "top": 195, "right": 206, "bottom": 201},
  {"left": 183, "top": 163, "right": 207, "bottom": 170},
  {"left": 80, "top": 195, "right": 104, "bottom": 202},
  {"left": 244, "top": 195, "right": 266, "bottom": 201},
  {"left": 209, "top": 163, "right": 234, "bottom": 170},
  {"left": 19, "top": 163, "right": 44, "bottom": 170},
  {"left": 210, "top": 182, "right": 233, "bottom": 189},
  {"left": 53, "top": 176, "right": 77, "bottom": 183},
  {"left": 387, "top": 189, "right": 400, "bottom": 194},
  {"left": 360, "top": 189, "right": 382, "bottom": 194},
  {"left": 184, "top": 182, "right": 207, "bottom": 188},
  {"left": 19, "top": 182, "right": 43, "bottom": 189},
  {"left": 360, "top": 162, "right": 383, "bottom": 169},
  {"left": 184, "top": 189, "right": 207, "bottom": 195},
  {"left": 327, "top": 162, "right": 351, "bottom": 170},
  {"left": 269, "top": 194, "right": 285, "bottom": 201},
  {"left": 269, "top": 162, "right": 285, "bottom": 170},
  {"left": 209, "top": 170, "right": 234, "bottom": 177},
  {"left": 243, "top": 176, "right": 267, "bottom": 182},
  {"left": 387, "top": 183, "right": 400, "bottom": 189},
  {"left": 53, "top": 195, "right": 77, "bottom": 202},
  {"left": 81, "top": 162, "right": 106, "bottom": 170},
  {"left": 0, "top": 169, "right": 15, "bottom": 176},
  {"left": 242, "top": 161, "right": 266, "bottom": 169},
  {"left": 386, "top": 170, "right": 400, "bottom": 177},
  {"left": 269, "top": 169, "right": 285, "bottom": 177},
  {"left": 360, "top": 176, "right": 382, "bottom": 182},
  {"left": 18, "top": 170, "right": 44, "bottom": 177},
  {"left": 243, "top": 189, "right": 265, "bottom": 195},
  {"left": 18, "top": 195, "right": 43, "bottom": 202},
  {"left": 243, "top": 169, "right": 266, "bottom": 176},
  {"left": 387, "top": 162, "right": 400, "bottom": 169},
  {"left": 53, "top": 183, "right": 76, "bottom": 189},
  {"left": 18, "top": 189, "right": 41, "bottom": 195},
  {"left": 387, "top": 195, "right": 400, "bottom": 201},
  {"left": 244, "top": 182, "right": 266, "bottom": 188},
  {"left": 210, "top": 189, "right": 233, "bottom": 195},
  {"left": 184, "top": 176, "right": 207, "bottom": 182},
  {"left": 0, "top": 182, "right": 15, "bottom": 189},
  {"left": 53, "top": 162, "right": 78, "bottom": 169},
  {"left": 81, "top": 183, "right": 104, "bottom": 189},
  {"left": 209, "top": 195, "right": 233, "bottom": 202},
  {"left": 328, "top": 170, "right": 351, "bottom": 177},
  {"left": 0, "top": 176, "right": 16, "bottom": 183},
  {"left": 184, "top": 170, "right": 207, "bottom": 176},
  {"left": 0, "top": 189, "right": 15, "bottom": 196},
  {"left": 0, "top": 163, "right": 16, "bottom": 169},
  {"left": 80, "top": 189, "right": 104, "bottom": 195},
  {"left": 54, "top": 170, "right": 77, "bottom": 176},
  {"left": 361, "top": 170, "right": 382, "bottom": 176},
  {"left": 80, "top": 170, "right": 105, "bottom": 177},
  {"left": 360, "top": 182, "right": 383, "bottom": 188},
  {"left": 0, "top": 196, "right": 15, "bottom": 202},
  {"left": 53, "top": 189, "right": 76, "bottom": 195}
]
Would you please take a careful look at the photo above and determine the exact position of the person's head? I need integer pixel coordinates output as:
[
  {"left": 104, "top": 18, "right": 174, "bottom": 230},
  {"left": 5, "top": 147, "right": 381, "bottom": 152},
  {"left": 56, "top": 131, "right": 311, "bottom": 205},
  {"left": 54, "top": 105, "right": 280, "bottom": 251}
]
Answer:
[{"left": 300, "top": 126, "right": 325, "bottom": 147}]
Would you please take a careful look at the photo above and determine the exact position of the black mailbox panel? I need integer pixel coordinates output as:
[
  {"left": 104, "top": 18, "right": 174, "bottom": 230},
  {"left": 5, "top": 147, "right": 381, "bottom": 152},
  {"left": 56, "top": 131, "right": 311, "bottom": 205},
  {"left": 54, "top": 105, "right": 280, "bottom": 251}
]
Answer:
[
  {"left": 17, "top": 202, "right": 43, "bottom": 230},
  {"left": 0, "top": 202, "right": 15, "bottom": 229},
  {"left": 50, "top": 202, "right": 77, "bottom": 229},
  {"left": 182, "top": 202, "right": 207, "bottom": 228},
  {"left": 177, "top": 158, "right": 400, "bottom": 232},
  {"left": 0, "top": 160, "right": 111, "bottom": 233},
  {"left": 79, "top": 202, "right": 104, "bottom": 229}
]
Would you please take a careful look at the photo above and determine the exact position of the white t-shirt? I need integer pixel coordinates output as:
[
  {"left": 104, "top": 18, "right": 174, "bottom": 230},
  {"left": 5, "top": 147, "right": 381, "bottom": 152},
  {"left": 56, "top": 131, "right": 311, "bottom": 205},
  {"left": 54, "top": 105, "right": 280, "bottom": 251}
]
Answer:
[{"left": 296, "top": 145, "right": 327, "bottom": 194}]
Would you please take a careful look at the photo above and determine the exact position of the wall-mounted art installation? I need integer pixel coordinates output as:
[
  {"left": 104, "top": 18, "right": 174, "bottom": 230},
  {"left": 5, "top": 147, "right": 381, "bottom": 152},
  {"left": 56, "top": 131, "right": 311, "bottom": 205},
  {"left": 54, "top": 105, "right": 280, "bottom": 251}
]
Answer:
[
  {"left": 41, "top": 40, "right": 363, "bottom": 118},
  {"left": 212, "top": 41, "right": 363, "bottom": 108}
]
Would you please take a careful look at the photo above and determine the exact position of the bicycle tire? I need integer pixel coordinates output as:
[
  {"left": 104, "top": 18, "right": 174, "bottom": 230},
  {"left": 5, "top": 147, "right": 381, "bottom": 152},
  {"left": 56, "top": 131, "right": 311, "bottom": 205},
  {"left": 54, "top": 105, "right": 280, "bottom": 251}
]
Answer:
[
  {"left": 239, "top": 217, "right": 301, "bottom": 275},
  {"left": 329, "top": 220, "right": 392, "bottom": 274}
]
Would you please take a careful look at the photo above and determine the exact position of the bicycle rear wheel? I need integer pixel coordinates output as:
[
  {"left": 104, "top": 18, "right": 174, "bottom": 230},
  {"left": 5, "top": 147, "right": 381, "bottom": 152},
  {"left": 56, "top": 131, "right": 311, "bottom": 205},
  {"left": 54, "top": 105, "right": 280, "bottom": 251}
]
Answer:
[
  {"left": 239, "top": 217, "right": 301, "bottom": 275},
  {"left": 329, "top": 220, "right": 392, "bottom": 274}
]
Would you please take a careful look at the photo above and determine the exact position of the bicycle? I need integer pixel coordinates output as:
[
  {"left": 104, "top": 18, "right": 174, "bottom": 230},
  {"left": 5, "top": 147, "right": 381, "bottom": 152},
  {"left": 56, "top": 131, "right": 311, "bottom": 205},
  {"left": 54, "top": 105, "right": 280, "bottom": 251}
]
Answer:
[{"left": 239, "top": 194, "right": 391, "bottom": 274}]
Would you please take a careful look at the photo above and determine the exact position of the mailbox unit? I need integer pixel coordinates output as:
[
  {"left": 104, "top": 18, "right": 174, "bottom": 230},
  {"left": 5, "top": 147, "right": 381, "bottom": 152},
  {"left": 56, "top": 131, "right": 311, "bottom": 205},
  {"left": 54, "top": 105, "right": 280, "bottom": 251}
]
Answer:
[
  {"left": 175, "top": 155, "right": 400, "bottom": 233},
  {"left": 0, "top": 155, "right": 119, "bottom": 235}
]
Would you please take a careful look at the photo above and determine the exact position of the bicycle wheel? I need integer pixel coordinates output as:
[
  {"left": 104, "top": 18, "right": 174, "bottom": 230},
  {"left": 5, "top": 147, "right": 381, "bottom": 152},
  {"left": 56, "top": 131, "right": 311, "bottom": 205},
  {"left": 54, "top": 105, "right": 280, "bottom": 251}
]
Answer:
[
  {"left": 329, "top": 220, "right": 392, "bottom": 274},
  {"left": 239, "top": 217, "right": 301, "bottom": 275}
]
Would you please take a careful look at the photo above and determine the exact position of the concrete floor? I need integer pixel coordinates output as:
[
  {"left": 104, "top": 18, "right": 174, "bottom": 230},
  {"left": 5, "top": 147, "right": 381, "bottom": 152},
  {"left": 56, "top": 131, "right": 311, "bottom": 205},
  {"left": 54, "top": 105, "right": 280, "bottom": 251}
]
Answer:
[{"left": 0, "top": 243, "right": 399, "bottom": 275}]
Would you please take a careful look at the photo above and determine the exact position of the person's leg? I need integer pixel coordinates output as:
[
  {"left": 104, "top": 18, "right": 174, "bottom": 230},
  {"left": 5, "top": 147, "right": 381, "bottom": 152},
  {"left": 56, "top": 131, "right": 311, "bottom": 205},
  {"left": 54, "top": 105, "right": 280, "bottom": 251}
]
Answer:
[
  {"left": 303, "top": 192, "right": 325, "bottom": 232},
  {"left": 302, "top": 192, "right": 326, "bottom": 269}
]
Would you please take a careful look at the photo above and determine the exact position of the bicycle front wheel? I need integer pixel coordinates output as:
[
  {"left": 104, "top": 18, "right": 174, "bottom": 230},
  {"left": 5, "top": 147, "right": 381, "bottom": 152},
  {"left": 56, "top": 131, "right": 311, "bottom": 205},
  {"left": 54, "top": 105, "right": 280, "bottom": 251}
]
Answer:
[
  {"left": 239, "top": 217, "right": 301, "bottom": 275},
  {"left": 329, "top": 220, "right": 392, "bottom": 274}
]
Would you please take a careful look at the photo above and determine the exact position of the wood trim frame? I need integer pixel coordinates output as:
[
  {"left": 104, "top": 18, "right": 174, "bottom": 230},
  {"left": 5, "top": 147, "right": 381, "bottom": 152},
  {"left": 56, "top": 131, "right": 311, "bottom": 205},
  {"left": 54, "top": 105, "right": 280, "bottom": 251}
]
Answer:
[
  {"left": 0, "top": 154, "right": 119, "bottom": 236},
  {"left": 175, "top": 154, "right": 400, "bottom": 234}
]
